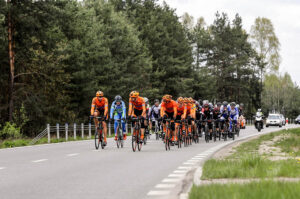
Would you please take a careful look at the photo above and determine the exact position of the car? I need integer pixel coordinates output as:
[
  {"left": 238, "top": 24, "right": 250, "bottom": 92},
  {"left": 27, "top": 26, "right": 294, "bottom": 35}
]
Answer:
[
  {"left": 295, "top": 115, "right": 300, "bottom": 124},
  {"left": 279, "top": 114, "right": 286, "bottom": 126},
  {"left": 266, "top": 114, "right": 282, "bottom": 127}
]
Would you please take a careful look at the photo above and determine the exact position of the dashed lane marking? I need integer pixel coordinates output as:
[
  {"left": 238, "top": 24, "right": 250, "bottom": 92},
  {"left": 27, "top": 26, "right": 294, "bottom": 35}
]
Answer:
[
  {"left": 155, "top": 184, "right": 176, "bottom": 189},
  {"left": 168, "top": 173, "right": 185, "bottom": 178},
  {"left": 162, "top": 178, "right": 181, "bottom": 183},
  {"left": 32, "top": 159, "right": 48, "bottom": 163},
  {"left": 178, "top": 166, "right": 192, "bottom": 170},
  {"left": 0, "top": 167, "right": 5, "bottom": 170},
  {"left": 174, "top": 170, "right": 188, "bottom": 174},
  {"left": 67, "top": 153, "right": 79, "bottom": 157},
  {"left": 147, "top": 190, "right": 170, "bottom": 196}
]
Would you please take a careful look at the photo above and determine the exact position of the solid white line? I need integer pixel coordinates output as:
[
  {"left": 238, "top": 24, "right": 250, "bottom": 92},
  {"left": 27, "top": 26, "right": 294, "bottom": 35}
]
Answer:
[
  {"left": 174, "top": 170, "right": 188, "bottom": 174},
  {"left": 155, "top": 184, "right": 176, "bottom": 189},
  {"left": 32, "top": 159, "right": 48, "bottom": 163},
  {"left": 168, "top": 173, "right": 185, "bottom": 178},
  {"left": 67, "top": 153, "right": 79, "bottom": 157},
  {"left": 0, "top": 167, "right": 5, "bottom": 170},
  {"left": 147, "top": 190, "right": 170, "bottom": 196},
  {"left": 162, "top": 178, "right": 181, "bottom": 183}
]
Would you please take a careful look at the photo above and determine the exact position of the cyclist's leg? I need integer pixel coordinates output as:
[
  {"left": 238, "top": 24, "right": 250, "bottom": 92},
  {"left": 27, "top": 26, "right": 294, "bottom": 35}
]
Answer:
[{"left": 93, "top": 110, "right": 100, "bottom": 130}]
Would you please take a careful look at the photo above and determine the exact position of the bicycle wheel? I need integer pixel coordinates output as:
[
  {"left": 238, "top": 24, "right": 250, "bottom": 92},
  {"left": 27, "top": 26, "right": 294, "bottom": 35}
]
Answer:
[
  {"left": 132, "top": 130, "right": 137, "bottom": 152},
  {"left": 100, "top": 131, "right": 104, "bottom": 149},
  {"left": 137, "top": 129, "right": 142, "bottom": 151},
  {"left": 143, "top": 133, "right": 147, "bottom": 145},
  {"left": 177, "top": 128, "right": 181, "bottom": 148},
  {"left": 205, "top": 125, "right": 209, "bottom": 143},
  {"left": 116, "top": 127, "right": 120, "bottom": 148},
  {"left": 94, "top": 131, "right": 100, "bottom": 150}
]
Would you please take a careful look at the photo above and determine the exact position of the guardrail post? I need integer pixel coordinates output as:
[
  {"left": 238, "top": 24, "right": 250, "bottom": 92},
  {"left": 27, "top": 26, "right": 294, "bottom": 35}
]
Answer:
[
  {"left": 81, "top": 123, "right": 84, "bottom": 138},
  {"left": 89, "top": 123, "right": 91, "bottom": 138},
  {"left": 108, "top": 122, "right": 111, "bottom": 137},
  {"left": 74, "top": 123, "right": 77, "bottom": 140},
  {"left": 47, "top": 124, "right": 50, "bottom": 143},
  {"left": 56, "top": 123, "right": 59, "bottom": 139},
  {"left": 65, "top": 123, "right": 68, "bottom": 141}
]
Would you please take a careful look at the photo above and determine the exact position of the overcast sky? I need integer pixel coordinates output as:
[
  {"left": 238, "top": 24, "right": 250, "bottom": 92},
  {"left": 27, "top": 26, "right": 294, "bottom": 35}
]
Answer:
[{"left": 159, "top": 0, "right": 300, "bottom": 85}]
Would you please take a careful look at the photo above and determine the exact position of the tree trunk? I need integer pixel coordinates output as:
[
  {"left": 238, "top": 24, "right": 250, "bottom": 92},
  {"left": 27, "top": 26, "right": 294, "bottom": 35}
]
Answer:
[{"left": 8, "top": 0, "right": 15, "bottom": 121}]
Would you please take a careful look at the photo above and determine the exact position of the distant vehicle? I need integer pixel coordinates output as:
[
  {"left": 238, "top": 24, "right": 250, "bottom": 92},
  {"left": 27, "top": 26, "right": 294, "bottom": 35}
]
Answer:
[
  {"left": 279, "top": 114, "right": 286, "bottom": 126},
  {"left": 266, "top": 114, "right": 282, "bottom": 128},
  {"left": 295, "top": 115, "right": 300, "bottom": 124}
]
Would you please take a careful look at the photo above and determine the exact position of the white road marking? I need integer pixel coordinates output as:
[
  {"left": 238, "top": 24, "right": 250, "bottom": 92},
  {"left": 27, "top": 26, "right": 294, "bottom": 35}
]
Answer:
[
  {"left": 174, "top": 170, "right": 187, "bottom": 174},
  {"left": 162, "top": 178, "right": 181, "bottom": 183},
  {"left": 0, "top": 167, "right": 6, "bottom": 170},
  {"left": 168, "top": 173, "right": 185, "bottom": 178},
  {"left": 178, "top": 166, "right": 192, "bottom": 170},
  {"left": 155, "top": 184, "right": 176, "bottom": 189},
  {"left": 183, "top": 162, "right": 195, "bottom": 165},
  {"left": 67, "top": 153, "right": 79, "bottom": 157},
  {"left": 147, "top": 190, "right": 170, "bottom": 196},
  {"left": 32, "top": 159, "right": 48, "bottom": 163},
  {"left": 187, "top": 159, "right": 199, "bottom": 162}
]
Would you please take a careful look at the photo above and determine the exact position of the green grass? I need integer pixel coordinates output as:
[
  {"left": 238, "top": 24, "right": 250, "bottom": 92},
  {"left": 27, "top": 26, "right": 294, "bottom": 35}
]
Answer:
[
  {"left": 189, "top": 181, "right": 300, "bottom": 199},
  {"left": 202, "top": 128, "right": 300, "bottom": 179},
  {"left": 202, "top": 155, "right": 300, "bottom": 179},
  {"left": 274, "top": 129, "right": 300, "bottom": 157}
]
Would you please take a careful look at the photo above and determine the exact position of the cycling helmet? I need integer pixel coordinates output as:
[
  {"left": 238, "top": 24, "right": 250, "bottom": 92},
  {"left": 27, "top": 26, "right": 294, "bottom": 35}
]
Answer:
[
  {"left": 198, "top": 99, "right": 203, "bottom": 106},
  {"left": 230, "top": 102, "right": 236, "bottom": 107},
  {"left": 236, "top": 104, "right": 240, "bottom": 109},
  {"left": 240, "top": 103, "right": 244, "bottom": 107},
  {"left": 96, "top": 91, "right": 104, "bottom": 97},
  {"left": 130, "top": 91, "right": 139, "bottom": 98},
  {"left": 203, "top": 100, "right": 209, "bottom": 108},
  {"left": 163, "top": 94, "right": 172, "bottom": 102},
  {"left": 217, "top": 102, "right": 222, "bottom": 107},
  {"left": 115, "top": 95, "right": 122, "bottom": 102},
  {"left": 183, "top": 97, "right": 189, "bottom": 103},
  {"left": 188, "top": 97, "right": 194, "bottom": 103},
  {"left": 209, "top": 102, "right": 213, "bottom": 108},
  {"left": 258, "top": 108, "right": 261, "bottom": 112},
  {"left": 223, "top": 101, "right": 228, "bottom": 106},
  {"left": 154, "top": 99, "right": 160, "bottom": 104},
  {"left": 144, "top": 97, "right": 149, "bottom": 104},
  {"left": 177, "top": 97, "right": 184, "bottom": 103}
]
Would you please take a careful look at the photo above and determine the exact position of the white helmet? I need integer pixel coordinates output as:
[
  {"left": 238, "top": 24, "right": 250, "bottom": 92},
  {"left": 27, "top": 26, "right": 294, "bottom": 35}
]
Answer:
[{"left": 144, "top": 97, "right": 149, "bottom": 104}]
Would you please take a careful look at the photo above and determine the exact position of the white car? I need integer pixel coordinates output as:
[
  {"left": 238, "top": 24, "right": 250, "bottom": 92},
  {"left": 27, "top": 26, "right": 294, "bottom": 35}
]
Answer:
[
  {"left": 266, "top": 114, "right": 282, "bottom": 127},
  {"left": 279, "top": 114, "right": 286, "bottom": 126}
]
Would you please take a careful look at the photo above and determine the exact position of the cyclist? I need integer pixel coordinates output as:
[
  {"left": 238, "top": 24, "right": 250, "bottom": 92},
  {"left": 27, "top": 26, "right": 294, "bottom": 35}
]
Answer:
[
  {"left": 149, "top": 99, "right": 161, "bottom": 133},
  {"left": 128, "top": 91, "right": 146, "bottom": 143},
  {"left": 90, "top": 91, "right": 108, "bottom": 146},
  {"left": 161, "top": 95, "right": 177, "bottom": 144},
  {"left": 195, "top": 100, "right": 202, "bottom": 136},
  {"left": 144, "top": 97, "right": 150, "bottom": 136},
  {"left": 228, "top": 102, "right": 239, "bottom": 133},
  {"left": 220, "top": 101, "right": 229, "bottom": 137},
  {"left": 185, "top": 98, "right": 196, "bottom": 136},
  {"left": 175, "top": 97, "right": 187, "bottom": 136},
  {"left": 110, "top": 95, "right": 126, "bottom": 141},
  {"left": 201, "top": 100, "right": 213, "bottom": 139},
  {"left": 213, "top": 102, "right": 222, "bottom": 134}
]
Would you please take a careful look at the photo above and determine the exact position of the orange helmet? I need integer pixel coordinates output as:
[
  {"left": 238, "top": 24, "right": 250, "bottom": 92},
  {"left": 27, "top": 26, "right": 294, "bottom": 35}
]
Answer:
[
  {"left": 96, "top": 91, "right": 104, "bottom": 97},
  {"left": 183, "top": 97, "right": 189, "bottom": 103},
  {"left": 163, "top": 94, "right": 172, "bottom": 102},
  {"left": 188, "top": 97, "right": 194, "bottom": 103},
  {"left": 177, "top": 97, "right": 184, "bottom": 103},
  {"left": 130, "top": 91, "right": 139, "bottom": 98}
]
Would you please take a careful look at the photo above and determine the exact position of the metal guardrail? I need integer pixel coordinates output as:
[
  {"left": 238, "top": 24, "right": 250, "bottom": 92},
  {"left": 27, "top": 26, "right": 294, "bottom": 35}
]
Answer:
[{"left": 30, "top": 122, "right": 133, "bottom": 145}]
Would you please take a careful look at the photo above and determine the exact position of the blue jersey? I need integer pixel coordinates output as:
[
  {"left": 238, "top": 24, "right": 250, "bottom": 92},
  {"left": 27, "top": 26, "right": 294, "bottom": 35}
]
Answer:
[
  {"left": 227, "top": 106, "right": 239, "bottom": 117},
  {"left": 110, "top": 100, "right": 126, "bottom": 119}
]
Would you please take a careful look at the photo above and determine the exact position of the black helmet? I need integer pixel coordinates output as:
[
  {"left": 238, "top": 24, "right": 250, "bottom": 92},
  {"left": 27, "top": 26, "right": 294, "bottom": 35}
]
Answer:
[
  {"left": 115, "top": 95, "right": 122, "bottom": 102},
  {"left": 223, "top": 101, "right": 228, "bottom": 106},
  {"left": 154, "top": 99, "right": 159, "bottom": 104},
  {"left": 198, "top": 99, "right": 203, "bottom": 106}
]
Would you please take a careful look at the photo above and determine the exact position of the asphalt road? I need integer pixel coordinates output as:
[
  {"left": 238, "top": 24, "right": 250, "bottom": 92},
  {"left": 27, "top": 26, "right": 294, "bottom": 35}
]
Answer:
[{"left": 0, "top": 125, "right": 298, "bottom": 199}]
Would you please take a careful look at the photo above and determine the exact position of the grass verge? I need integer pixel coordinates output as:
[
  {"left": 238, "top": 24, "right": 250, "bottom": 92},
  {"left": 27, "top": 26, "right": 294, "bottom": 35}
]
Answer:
[
  {"left": 201, "top": 128, "right": 300, "bottom": 179},
  {"left": 189, "top": 181, "right": 300, "bottom": 199}
]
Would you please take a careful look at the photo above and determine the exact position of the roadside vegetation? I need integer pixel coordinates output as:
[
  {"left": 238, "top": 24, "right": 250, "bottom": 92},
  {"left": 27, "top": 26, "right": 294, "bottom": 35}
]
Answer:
[{"left": 190, "top": 128, "right": 300, "bottom": 199}]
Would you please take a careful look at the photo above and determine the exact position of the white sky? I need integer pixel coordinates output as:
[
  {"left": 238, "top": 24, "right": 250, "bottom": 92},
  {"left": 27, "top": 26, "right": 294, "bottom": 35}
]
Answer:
[{"left": 159, "top": 0, "right": 300, "bottom": 85}]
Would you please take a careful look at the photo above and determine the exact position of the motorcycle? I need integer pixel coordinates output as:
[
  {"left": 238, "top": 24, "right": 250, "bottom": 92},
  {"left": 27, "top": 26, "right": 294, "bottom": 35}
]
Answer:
[{"left": 254, "top": 115, "right": 263, "bottom": 132}]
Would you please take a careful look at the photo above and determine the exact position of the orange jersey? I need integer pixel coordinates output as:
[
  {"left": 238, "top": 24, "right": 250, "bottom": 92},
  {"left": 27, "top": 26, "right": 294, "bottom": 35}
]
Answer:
[
  {"left": 90, "top": 97, "right": 108, "bottom": 115},
  {"left": 128, "top": 96, "right": 146, "bottom": 116},
  {"left": 160, "top": 100, "right": 177, "bottom": 117},
  {"left": 186, "top": 103, "right": 196, "bottom": 118},
  {"left": 177, "top": 102, "right": 187, "bottom": 118}
]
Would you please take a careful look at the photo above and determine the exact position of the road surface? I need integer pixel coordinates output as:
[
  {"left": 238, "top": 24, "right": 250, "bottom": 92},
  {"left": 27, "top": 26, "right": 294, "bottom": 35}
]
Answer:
[{"left": 0, "top": 125, "right": 297, "bottom": 199}]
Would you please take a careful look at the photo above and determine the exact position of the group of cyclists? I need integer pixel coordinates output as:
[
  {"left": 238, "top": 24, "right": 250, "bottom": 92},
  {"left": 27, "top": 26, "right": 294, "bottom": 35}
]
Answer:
[{"left": 90, "top": 90, "right": 246, "bottom": 148}]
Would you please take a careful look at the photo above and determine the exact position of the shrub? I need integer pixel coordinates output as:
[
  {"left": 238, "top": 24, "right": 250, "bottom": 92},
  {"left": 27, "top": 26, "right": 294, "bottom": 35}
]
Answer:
[{"left": 0, "top": 122, "right": 21, "bottom": 140}]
